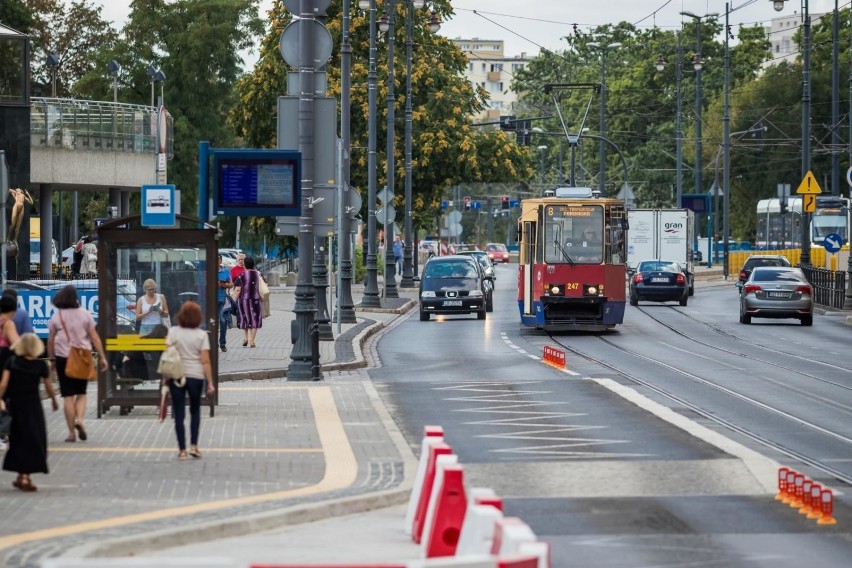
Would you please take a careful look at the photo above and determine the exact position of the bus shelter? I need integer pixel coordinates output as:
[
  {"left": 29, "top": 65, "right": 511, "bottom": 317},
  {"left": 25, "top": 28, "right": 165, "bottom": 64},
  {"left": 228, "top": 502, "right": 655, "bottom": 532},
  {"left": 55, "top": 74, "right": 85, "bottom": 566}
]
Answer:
[{"left": 95, "top": 215, "right": 219, "bottom": 417}]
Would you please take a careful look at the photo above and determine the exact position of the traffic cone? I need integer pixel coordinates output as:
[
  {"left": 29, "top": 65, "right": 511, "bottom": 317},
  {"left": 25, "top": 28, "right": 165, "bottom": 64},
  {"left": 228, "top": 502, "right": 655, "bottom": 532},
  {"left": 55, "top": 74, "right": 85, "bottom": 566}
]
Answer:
[
  {"left": 413, "top": 442, "right": 453, "bottom": 543},
  {"left": 424, "top": 464, "right": 468, "bottom": 558},
  {"left": 405, "top": 426, "right": 446, "bottom": 535}
]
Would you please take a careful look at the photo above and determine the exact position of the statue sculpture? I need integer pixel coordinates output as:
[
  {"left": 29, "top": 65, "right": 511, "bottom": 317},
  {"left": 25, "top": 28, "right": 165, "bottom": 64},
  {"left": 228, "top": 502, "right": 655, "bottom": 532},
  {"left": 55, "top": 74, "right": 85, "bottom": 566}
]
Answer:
[{"left": 7, "top": 187, "right": 32, "bottom": 244}]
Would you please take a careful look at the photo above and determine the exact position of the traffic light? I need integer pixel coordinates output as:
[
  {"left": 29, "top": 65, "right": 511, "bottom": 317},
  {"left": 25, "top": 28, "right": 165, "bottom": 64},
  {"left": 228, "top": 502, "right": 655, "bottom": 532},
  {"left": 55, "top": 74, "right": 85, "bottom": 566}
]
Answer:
[
  {"left": 501, "top": 195, "right": 509, "bottom": 210},
  {"left": 464, "top": 196, "right": 471, "bottom": 210},
  {"left": 780, "top": 198, "right": 788, "bottom": 214}
]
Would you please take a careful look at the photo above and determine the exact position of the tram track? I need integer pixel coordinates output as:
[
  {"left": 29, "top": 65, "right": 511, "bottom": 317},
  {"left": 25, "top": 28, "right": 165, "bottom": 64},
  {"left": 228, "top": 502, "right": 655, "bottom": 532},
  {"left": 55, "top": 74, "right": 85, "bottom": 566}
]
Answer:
[{"left": 546, "top": 330, "right": 852, "bottom": 487}]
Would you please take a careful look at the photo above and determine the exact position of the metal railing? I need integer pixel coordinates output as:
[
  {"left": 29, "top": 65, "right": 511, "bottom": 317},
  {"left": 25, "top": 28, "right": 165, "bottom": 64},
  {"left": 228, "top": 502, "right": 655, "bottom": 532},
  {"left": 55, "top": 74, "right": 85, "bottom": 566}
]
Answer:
[
  {"left": 799, "top": 265, "right": 847, "bottom": 309},
  {"left": 30, "top": 97, "right": 173, "bottom": 157}
]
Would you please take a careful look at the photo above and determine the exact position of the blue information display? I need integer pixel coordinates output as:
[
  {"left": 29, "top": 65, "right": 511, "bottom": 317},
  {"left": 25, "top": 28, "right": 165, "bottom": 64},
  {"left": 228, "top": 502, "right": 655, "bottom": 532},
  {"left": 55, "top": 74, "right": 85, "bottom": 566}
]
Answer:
[{"left": 213, "top": 149, "right": 301, "bottom": 217}]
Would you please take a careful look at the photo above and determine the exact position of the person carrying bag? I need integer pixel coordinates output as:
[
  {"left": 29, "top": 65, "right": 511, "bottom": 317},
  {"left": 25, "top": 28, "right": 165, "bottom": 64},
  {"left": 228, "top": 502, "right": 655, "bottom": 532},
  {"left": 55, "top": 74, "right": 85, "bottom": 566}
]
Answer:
[{"left": 47, "top": 286, "right": 108, "bottom": 443}]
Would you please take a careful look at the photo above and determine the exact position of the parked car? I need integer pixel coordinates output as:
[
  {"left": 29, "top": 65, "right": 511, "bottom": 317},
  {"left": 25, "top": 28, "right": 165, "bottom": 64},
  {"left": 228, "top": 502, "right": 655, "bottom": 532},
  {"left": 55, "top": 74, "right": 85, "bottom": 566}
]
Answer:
[
  {"left": 739, "top": 266, "right": 813, "bottom": 326},
  {"left": 485, "top": 243, "right": 510, "bottom": 263},
  {"left": 29, "top": 238, "right": 59, "bottom": 274},
  {"left": 1, "top": 280, "right": 49, "bottom": 291},
  {"left": 737, "top": 254, "right": 791, "bottom": 292},
  {"left": 419, "top": 240, "right": 439, "bottom": 257},
  {"left": 419, "top": 255, "right": 487, "bottom": 321},
  {"left": 629, "top": 260, "right": 689, "bottom": 306},
  {"left": 454, "top": 250, "right": 494, "bottom": 311}
]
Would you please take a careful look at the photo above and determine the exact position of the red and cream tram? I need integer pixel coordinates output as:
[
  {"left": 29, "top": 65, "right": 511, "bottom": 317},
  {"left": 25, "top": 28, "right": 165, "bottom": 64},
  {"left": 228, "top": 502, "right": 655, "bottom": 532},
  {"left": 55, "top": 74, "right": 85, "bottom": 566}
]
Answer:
[{"left": 518, "top": 187, "right": 628, "bottom": 332}]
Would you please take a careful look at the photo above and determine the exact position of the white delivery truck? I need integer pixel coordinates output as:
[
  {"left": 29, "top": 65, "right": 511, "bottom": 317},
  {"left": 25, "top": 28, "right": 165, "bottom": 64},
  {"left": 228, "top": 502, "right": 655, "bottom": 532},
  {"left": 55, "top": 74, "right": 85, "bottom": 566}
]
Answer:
[{"left": 627, "top": 208, "right": 695, "bottom": 296}]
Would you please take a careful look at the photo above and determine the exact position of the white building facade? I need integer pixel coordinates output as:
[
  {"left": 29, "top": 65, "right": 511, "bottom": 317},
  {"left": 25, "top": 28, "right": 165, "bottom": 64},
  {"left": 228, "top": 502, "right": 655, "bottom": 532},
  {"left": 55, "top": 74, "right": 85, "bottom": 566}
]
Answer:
[{"left": 451, "top": 38, "right": 530, "bottom": 122}]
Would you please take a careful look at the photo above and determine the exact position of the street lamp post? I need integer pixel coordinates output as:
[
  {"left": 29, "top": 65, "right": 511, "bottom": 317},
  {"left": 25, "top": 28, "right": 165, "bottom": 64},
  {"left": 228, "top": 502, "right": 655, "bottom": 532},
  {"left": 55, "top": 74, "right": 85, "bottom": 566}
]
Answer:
[
  {"left": 680, "top": 11, "right": 717, "bottom": 205},
  {"left": 337, "top": 0, "right": 357, "bottom": 323},
  {"left": 47, "top": 54, "right": 59, "bottom": 97},
  {"left": 380, "top": 0, "right": 399, "bottom": 299},
  {"left": 587, "top": 42, "right": 621, "bottom": 196},
  {"left": 360, "top": 0, "right": 381, "bottom": 307},
  {"left": 400, "top": 0, "right": 431, "bottom": 289},
  {"left": 537, "top": 145, "right": 547, "bottom": 190}
]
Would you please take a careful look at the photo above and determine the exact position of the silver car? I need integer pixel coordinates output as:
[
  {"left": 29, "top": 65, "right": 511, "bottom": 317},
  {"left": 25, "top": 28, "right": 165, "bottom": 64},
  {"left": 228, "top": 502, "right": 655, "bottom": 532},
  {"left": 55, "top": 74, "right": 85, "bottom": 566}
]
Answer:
[{"left": 739, "top": 267, "right": 813, "bottom": 326}]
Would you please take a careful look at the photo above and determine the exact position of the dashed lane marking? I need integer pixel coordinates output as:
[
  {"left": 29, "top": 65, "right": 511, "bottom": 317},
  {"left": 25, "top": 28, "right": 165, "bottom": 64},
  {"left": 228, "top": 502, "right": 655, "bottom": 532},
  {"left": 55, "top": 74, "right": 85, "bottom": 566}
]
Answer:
[
  {"left": 0, "top": 387, "right": 357, "bottom": 551},
  {"left": 500, "top": 332, "right": 580, "bottom": 376}
]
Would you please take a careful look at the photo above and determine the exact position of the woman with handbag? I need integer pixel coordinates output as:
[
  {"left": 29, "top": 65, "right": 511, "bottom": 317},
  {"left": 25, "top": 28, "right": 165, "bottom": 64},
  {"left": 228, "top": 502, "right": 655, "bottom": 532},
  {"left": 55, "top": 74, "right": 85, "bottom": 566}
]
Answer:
[
  {"left": 232, "top": 256, "right": 265, "bottom": 348},
  {"left": 165, "top": 301, "right": 214, "bottom": 460},
  {"left": 47, "top": 286, "right": 108, "bottom": 443},
  {"left": 0, "top": 334, "right": 59, "bottom": 492}
]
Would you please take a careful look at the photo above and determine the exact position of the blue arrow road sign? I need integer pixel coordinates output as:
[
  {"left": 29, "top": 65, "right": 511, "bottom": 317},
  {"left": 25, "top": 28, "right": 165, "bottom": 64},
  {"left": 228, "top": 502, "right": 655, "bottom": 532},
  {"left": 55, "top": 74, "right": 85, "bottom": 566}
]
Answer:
[
  {"left": 823, "top": 232, "right": 843, "bottom": 253},
  {"left": 471, "top": 201, "right": 481, "bottom": 210}
]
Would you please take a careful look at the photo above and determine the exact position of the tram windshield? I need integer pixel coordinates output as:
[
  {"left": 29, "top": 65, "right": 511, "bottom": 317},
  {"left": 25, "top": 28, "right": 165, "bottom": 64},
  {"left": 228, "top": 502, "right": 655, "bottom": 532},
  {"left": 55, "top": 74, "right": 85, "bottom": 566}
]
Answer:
[
  {"left": 544, "top": 204, "right": 604, "bottom": 264},
  {"left": 812, "top": 209, "right": 848, "bottom": 242}
]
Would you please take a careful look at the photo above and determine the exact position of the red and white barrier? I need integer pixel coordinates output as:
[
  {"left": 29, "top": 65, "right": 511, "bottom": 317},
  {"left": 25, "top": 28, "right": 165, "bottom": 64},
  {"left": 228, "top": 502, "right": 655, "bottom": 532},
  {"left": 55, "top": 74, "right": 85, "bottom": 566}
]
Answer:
[
  {"left": 517, "top": 542, "right": 551, "bottom": 568},
  {"left": 456, "top": 488, "right": 504, "bottom": 556},
  {"left": 424, "top": 464, "right": 468, "bottom": 558},
  {"left": 406, "top": 554, "right": 541, "bottom": 567},
  {"left": 412, "top": 442, "right": 453, "bottom": 543},
  {"left": 490, "top": 518, "right": 537, "bottom": 556},
  {"left": 405, "top": 426, "right": 446, "bottom": 535},
  {"left": 421, "top": 453, "right": 459, "bottom": 553},
  {"left": 541, "top": 346, "right": 565, "bottom": 369}
]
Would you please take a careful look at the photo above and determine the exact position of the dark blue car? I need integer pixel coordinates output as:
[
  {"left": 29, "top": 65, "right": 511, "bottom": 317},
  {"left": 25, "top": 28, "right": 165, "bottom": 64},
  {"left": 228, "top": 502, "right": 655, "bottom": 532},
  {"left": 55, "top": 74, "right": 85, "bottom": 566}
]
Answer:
[{"left": 629, "top": 260, "right": 689, "bottom": 307}]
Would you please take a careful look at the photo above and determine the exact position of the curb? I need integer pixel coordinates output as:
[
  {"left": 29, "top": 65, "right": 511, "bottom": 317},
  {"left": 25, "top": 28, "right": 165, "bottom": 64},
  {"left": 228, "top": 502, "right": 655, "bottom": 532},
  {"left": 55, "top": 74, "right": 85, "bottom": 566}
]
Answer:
[{"left": 69, "top": 486, "right": 413, "bottom": 560}]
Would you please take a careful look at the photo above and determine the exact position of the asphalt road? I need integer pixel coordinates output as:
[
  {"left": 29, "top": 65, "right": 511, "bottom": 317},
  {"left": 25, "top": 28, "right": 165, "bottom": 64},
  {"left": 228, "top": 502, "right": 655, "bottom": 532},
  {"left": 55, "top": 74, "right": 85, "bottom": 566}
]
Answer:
[{"left": 371, "top": 262, "right": 852, "bottom": 567}]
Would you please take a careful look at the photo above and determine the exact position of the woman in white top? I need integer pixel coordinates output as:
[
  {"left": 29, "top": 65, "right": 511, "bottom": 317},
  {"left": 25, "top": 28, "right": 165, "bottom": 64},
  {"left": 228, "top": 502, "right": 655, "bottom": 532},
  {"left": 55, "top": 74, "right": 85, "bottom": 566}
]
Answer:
[
  {"left": 165, "top": 301, "right": 214, "bottom": 460},
  {"left": 136, "top": 279, "right": 170, "bottom": 335}
]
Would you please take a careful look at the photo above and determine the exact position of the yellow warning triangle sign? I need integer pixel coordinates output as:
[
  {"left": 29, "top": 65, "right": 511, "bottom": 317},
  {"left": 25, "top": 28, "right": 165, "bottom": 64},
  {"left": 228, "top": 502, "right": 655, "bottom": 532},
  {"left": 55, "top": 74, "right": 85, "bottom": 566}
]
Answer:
[{"left": 796, "top": 170, "right": 822, "bottom": 194}]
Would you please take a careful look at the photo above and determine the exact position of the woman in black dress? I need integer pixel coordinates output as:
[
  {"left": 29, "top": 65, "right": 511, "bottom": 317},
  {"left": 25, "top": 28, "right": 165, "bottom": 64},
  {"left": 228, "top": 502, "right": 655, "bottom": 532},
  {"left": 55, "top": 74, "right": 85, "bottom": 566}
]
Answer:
[{"left": 0, "top": 333, "right": 59, "bottom": 492}]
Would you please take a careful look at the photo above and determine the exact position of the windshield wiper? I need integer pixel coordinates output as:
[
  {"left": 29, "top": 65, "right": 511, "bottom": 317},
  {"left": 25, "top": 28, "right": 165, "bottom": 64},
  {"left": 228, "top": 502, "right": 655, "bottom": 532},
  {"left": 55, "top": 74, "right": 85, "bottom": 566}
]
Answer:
[{"left": 553, "top": 240, "right": 575, "bottom": 268}]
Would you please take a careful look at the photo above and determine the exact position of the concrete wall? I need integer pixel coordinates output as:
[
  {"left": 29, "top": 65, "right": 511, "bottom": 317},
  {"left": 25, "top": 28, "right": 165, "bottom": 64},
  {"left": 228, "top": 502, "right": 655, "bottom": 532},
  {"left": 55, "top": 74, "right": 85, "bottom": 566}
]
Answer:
[{"left": 30, "top": 146, "right": 155, "bottom": 191}]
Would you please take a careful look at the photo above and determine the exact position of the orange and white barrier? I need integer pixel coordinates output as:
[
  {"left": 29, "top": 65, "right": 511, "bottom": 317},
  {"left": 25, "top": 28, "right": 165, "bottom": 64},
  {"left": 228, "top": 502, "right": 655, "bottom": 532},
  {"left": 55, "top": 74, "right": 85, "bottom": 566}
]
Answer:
[
  {"left": 517, "top": 542, "right": 551, "bottom": 568},
  {"left": 421, "top": 453, "right": 460, "bottom": 553},
  {"left": 456, "top": 489, "right": 504, "bottom": 557},
  {"left": 424, "top": 464, "right": 468, "bottom": 558},
  {"left": 413, "top": 442, "right": 454, "bottom": 543},
  {"left": 406, "top": 426, "right": 446, "bottom": 535},
  {"left": 541, "top": 346, "right": 565, "bottom": 369},
  {"left": 407, "top": 554, "right": 540, "bottom": 567}
]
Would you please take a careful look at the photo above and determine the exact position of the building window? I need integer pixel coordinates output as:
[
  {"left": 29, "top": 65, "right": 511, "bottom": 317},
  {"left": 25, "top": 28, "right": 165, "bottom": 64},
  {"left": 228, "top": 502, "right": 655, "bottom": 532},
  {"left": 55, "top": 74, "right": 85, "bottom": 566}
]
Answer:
[
  {"left": 491, "top": 64, "right": 503, "bottom": 72},
  {"left": 481, "top": 82, "right": 485, "bottom": 88},
  {"left": 499, "top": 82, "right": 504, "bottom": 90},
  {"left": 469, "top": 63, "right": 473, "bottom": 71},
  {"left": 481, "top": 63, "right": 486, "bottom": 71},
  {"left": 512, "top": 63, "right": 524, "bottom": 72}
]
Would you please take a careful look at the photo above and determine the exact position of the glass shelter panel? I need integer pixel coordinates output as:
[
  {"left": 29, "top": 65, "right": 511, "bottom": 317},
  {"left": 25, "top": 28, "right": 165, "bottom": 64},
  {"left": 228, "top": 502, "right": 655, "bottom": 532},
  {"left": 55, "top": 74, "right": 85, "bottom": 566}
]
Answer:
[{"left": 98, "top": 226, "right": 218, "bottom": 418}]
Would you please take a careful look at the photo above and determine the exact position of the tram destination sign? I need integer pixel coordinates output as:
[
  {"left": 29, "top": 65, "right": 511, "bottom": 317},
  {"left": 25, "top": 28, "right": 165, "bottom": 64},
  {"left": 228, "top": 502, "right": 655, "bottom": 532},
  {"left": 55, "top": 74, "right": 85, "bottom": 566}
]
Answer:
[{"left": 213, "top": 149, "right": 301, "bottom": 217}]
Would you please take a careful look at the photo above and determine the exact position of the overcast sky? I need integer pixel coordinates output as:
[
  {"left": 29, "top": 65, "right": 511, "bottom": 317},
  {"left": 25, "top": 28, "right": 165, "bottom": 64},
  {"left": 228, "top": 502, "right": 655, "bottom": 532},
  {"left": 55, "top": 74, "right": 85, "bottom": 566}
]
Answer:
[{"left": 88, "top": 0, "right": 840, "bottom": 66}]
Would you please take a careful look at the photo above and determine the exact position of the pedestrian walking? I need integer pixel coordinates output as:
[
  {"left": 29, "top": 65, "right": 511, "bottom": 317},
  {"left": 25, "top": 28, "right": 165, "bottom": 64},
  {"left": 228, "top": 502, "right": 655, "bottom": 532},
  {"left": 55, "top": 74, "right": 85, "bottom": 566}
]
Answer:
[
  {"left": 0, "top": 333, "right": 59, "bottom": 492},
  {"left": 164, "top": 301, "right": 215, "bottom": 460},
  {"left": 232, "top": 256, "right": 264, "bottom": 348},
  {"left": 136, "top": 279, "right": 170, "bottom": 336},
  {"left": 47, "top": 286, "right": 108, "bottom": 443},
  {"left": 0, "top": 295, "right": 21, "bottom": 371},
  {"left": 229, "top": 253, "right": 246, "bottom": 328},
  {"left": 2, "top": 289, "right": 33, "bottom": 335},
  {"left": 216, "top": 255, "right": 232, "bottom": 352},
  {"left": 393, "top": 235, "right": 404, "bottom": 275}
]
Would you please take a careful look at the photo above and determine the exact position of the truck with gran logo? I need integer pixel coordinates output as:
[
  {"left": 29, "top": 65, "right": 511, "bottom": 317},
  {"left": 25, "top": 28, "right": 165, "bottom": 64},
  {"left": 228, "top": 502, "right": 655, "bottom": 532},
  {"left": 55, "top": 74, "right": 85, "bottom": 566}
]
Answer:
[{"left": 626, "top": 208, "right": 696, "bottom": 296}]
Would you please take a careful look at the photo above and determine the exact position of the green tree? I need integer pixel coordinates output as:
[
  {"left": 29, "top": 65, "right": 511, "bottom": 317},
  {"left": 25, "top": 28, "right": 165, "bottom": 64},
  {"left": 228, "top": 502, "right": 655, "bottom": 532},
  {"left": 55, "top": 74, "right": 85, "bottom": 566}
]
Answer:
[{"left": 230, "top": 0, "right": 532, "bottom": 243}]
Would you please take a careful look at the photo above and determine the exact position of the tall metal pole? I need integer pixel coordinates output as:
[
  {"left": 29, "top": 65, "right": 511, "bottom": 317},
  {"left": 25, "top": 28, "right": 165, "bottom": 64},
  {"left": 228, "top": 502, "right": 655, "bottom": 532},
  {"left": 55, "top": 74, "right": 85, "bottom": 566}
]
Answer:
[
  {"left": 694, "top": 22, "right": 703, "bottom": 198},
  {"left": 845, "top": 3, "right": 852, "bottom": 308},
  {"left": 831, "top": 0, "right": 839, "bottom": 197},
  {"left": 362, "top": 0, "right": 381, "bottom": 307},
  {"left": 676, "top": 43, "right": 684, "bottom": 208},
  {"left": 338, "top": 0, "right": 357, "bottom": 322},
  {"left": 801, "top": 0, "right": 812, "bottom": 265},
  {"left": 384, "top": 0, "right": 399, "bottom": 299},
  {"left": 400, "top": 0, "right": 416, "bottom": 288},
  {"left": 288, "top": 0, "right": 319, "bottom": 380},
  {"left": 723, "top": 3, "right": 731, "bottom": 280},
  {"left": 598, "top": 53, "right": 606, "bottom": 195}
]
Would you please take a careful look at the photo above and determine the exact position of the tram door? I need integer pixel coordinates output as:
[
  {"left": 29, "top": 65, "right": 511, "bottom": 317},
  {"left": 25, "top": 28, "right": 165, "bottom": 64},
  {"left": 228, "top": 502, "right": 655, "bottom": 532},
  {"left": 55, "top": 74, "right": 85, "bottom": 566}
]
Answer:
[{"left": 522, "top": 220, "right": 536, "bottom": 315}]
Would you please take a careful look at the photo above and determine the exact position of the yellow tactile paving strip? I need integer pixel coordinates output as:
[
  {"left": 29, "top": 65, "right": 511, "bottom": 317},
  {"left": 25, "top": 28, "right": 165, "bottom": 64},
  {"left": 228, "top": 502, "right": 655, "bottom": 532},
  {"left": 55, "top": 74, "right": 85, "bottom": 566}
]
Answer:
[{"left": 0, "top": 386, "right": 357, "bottom": 551}]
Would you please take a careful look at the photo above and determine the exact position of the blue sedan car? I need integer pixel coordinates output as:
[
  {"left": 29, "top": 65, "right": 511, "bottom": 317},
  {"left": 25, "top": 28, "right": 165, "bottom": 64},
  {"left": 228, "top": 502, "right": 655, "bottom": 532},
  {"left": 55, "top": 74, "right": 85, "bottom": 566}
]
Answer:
[{"left": 629, "top": 260, "right": 689, "bottom": 307}]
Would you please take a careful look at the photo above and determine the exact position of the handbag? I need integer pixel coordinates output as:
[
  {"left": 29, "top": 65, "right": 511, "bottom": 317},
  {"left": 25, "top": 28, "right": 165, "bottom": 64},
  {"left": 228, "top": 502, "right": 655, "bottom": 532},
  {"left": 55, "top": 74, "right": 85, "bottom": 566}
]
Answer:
[
  {"left": 258, "top": 272, "right": 269, "bottom": 296},
  {"left": 157, "top": 344, "right": 186, "bottom": 386},
  {"left": 0, "top": 409, "right": 11, "bottom": 436},
  {"left": 59, "top": 311, "right": 96, "bottom": 380}
]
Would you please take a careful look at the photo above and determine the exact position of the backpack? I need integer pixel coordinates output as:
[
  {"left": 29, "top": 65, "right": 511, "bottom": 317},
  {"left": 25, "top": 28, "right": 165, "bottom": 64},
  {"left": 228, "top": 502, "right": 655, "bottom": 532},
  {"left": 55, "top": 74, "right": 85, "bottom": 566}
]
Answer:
[{"left": 157, "top": 344, "right": 186, "bottom": 386}]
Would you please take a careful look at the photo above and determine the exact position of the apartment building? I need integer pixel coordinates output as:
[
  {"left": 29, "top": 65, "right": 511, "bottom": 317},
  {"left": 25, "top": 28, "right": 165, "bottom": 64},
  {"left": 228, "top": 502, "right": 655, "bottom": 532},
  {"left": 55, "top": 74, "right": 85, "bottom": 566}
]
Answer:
[
  {"left": 765, "top": 11, "right": 825, "bottom": 67},
  {"left": 451, "top": 38, "right": 530, "bottom": 122}
]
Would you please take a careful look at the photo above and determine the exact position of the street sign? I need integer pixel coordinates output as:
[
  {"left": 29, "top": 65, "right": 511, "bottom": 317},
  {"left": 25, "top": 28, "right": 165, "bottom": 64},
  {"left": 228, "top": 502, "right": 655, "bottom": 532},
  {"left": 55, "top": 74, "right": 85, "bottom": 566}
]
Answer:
[
  {"left": 377, "top": 187, "right": 393, "bottom": 205},
  {"left": 803, "top": 194, "right": 817, "bottom": 213},
  {"left": 441, "top": 200, "right": 448, "bottom": 210},
  {"left": 823, "top": 232, "right": 843, "bottom": 253},
  {"left": 376, "top": 205, "right": 396, "bottom": 224},
  {"left": 471, "top": 201, "right": 481, "bottom": 210},
  {"left": 796, "top": 171, "right": 822, "bottom": 195},
  {"left": 846, "top": 165, "right": 852, "bottom": 188},
  {"left": 141, "top": 184, "right": 176, "bottom": 227},
  {"left": 448, "top": 210, "right": 462, "bottom": 223}
]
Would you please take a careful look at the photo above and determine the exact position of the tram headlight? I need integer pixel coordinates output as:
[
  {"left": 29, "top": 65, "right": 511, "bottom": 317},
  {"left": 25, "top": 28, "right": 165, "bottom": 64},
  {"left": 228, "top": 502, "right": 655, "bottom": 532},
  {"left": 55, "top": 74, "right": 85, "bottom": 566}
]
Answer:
[
  {"left": 584, "top": 284, "right": 603, "bottom": 296},
  {"left": 545, "top": 284, "right": 564, "bottom": 296}
]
